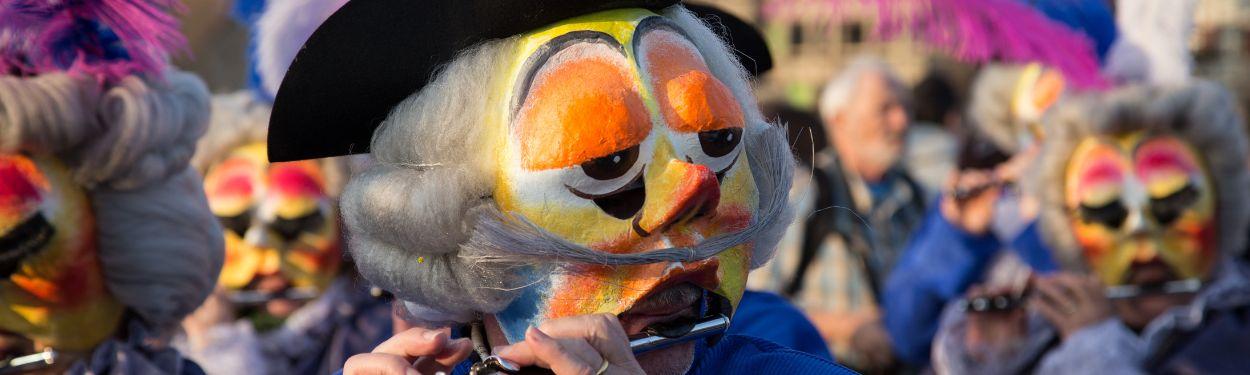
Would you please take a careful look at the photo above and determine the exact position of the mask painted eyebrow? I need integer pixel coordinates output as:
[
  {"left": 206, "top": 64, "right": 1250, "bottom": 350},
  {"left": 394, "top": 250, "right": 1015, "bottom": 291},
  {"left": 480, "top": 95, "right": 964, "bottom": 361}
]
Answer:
[
  {"left": 635, "top": 18, "right": 744, "bottom": 134},
  {"left": 512, "top": 31, "right": 624, "bottom": 116},
  {"left": 511, "top": 34, "right": 650, "bottom": 170}
]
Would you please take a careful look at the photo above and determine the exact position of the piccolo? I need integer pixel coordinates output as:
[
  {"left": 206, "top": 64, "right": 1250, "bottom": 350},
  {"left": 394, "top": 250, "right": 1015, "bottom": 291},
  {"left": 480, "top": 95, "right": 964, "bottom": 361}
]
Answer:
[
  {"left": 469, "top": 314, "right": 731, "bottom": 375},
  {"left": 959, "top": 278, "right": 1204, "bottom": 313},
  {"left": 0, "top": 350, "right": 57, "bottom": 375}
]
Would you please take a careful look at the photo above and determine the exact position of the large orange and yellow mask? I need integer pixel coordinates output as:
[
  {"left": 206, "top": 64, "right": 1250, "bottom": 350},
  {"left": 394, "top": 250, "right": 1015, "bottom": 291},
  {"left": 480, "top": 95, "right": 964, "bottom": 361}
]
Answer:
[
  {"left": 203, "top": 143, "right": 342, "bottom": 299},
  {"left": 0, "top": 154, "right": 123, "bottom": 352},
  {"left": 491, "top": 9, "right": 760, "bottom": 342},
  {"left": 1064, "top": 133, "right": 1217, "bottom": 287}
]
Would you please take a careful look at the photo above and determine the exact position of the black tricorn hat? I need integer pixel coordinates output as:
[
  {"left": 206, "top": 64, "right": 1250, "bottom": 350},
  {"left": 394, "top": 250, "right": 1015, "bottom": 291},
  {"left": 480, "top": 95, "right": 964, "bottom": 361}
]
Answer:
[{"left": 267, "top": 0, "right": 772, "bottom": 162}]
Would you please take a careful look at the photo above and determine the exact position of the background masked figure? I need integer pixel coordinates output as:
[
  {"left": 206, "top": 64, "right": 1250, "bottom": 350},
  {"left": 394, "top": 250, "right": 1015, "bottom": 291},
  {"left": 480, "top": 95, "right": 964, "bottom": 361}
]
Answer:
[
  {"left": 176, "top": 0, "right": 392, "bottom": 373},
  {"left": 266, "top": 1, "right": 851, "bottom": 374},
  {"left": 932, "top": 81, "right": 1250, "bottom": 374},
  {"left": 0, "top": 0, "right": 223, "bottom": 373}
]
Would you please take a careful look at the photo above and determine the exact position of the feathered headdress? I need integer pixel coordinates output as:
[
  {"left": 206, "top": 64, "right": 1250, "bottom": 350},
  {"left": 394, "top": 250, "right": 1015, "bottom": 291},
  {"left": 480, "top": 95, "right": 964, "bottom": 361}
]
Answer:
[
  {"left": 764, "top": 0, "right": 1109, "bottom": 89},
  {"left": 0, "top": 0, "right": 188, "bottom": 83}
]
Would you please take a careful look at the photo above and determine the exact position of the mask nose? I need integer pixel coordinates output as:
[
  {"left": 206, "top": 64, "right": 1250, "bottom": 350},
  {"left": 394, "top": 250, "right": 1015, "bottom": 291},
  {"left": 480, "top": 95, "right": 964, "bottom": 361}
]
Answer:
[
  {"left": 244, "top": 224, "right": 282, "bottom": 276},
  {"left": 632, "top": 160, "right": 720, "bottom": 237}
]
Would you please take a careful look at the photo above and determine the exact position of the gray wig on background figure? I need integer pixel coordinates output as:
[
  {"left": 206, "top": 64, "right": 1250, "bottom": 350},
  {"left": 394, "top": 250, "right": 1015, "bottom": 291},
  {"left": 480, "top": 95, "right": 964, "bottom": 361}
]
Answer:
[
  {"left": 0, "top": 69, "right": 224, "bottom": 335},
  {"left": 340, "top": 5, "right": 795, "bottom": 327},
  {"left": 1034, "top": 80, "right": 1250, "bottom": 269}
]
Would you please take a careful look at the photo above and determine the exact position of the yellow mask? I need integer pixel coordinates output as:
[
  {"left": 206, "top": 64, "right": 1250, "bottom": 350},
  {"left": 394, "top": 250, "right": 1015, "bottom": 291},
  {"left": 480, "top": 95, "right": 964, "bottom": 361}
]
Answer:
[
  {"left": 0, "top": 154, "right": 123, "bottom": 351},
  {"left": 1065, "top": 133, "right": 1217, "bottom": 287},
  {"left": 203, "top": 143, "right": 342, "bottom": 296},
  {"left": 492, "top": 9, "right": 758, "bottom": 342}
]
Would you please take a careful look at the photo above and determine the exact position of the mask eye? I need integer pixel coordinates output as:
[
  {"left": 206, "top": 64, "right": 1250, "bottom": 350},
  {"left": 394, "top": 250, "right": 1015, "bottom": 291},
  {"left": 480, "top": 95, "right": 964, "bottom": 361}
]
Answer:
[
  {"left": 581, "top": 145, "right": 640, "bottom": 181},
  {"left": 1150, "top": 183, "right": 1199, "bottom": 226},
  {"left": 698, "top": 128, "right": 742, "bottom": 158},
  {"left": 0, "top": 213, "right": 55, "bottom": 278},
  {"left": 270, "top": 209, "right": 326, "bottom": 243},
  {"left": 1079, "top": 200, "right": 1128, "bottom": 228},
  {"left": 217, "top": 211, "right": 252, "bottom": 236},
  {"left": 590, "top": 174, "right": 645, "bottom": 219}
]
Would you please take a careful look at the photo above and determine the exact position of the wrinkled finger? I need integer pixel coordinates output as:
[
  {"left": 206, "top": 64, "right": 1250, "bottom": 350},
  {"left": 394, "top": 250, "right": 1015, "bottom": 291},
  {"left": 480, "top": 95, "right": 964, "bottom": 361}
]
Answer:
[
  {"left": 1052, "top": 274, "right": 1089, "bottom": 306},
  {"left": 1080, "top": 275, "right": 1108, "bottom": 303},
  {"left": 344, "top": 353, "right": 416, "bottom": 375},
  {"left": 535, "top": 313, "right": 634, "bottom": 366},
  {"left": 1029, "top": 293, "right": 1066, "bottom": 327},
  {"left": 373, "top": 328, "right": 453, "bottom": 362},
  {"left": 434, "top": 338, "right": 473, "bottom": 368},
  {"left": 1034, "top": 278, "right": 1076, "bottom": 314},
  {"left": 498, "top": 327, "right": 600, "bottom": 374},
  {"left": 413, "top": 339, "right": 472, "bottom": 375}
]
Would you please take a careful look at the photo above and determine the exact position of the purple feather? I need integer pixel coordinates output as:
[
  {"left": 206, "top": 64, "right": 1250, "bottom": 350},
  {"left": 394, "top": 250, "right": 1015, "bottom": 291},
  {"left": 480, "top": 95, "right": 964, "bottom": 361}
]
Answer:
[
  {"left": 763, "top": 0, "right": 1109, "bottom": 89},
  {"left": 1, "top": 0, "right": 188, "bottom": 83}
]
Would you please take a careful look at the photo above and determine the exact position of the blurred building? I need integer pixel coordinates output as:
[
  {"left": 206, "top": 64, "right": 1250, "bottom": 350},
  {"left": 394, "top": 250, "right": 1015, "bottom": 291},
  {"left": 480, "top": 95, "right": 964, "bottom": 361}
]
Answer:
[
  {"left": 693, "top": 0, "right": 969, "bottom": 111},
  {"left": 1193, "top": 0, "right": 1250, "bottom": 113}
]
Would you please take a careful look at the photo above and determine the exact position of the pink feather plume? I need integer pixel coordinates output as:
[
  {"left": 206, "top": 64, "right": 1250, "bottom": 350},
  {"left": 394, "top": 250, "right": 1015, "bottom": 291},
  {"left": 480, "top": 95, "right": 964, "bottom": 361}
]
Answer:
[
  {"left": 1, "top": 0, "right": 188, "bottom": 83},
  {"left": 764, "top": 0, "right": 1109, "bottom": 89}
]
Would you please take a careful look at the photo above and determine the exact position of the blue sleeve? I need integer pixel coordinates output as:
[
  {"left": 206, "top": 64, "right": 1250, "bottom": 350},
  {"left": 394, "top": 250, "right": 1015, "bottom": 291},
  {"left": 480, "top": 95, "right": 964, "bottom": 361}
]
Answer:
[
  {"left": 689, "top": 335, "right": 855, "bottom": 375},
  {"left": 1009, "top": 220, "right": 1059, "bottom": 274},
  {"left": 729, "top": 291, "right": 833, "bottom": 362},
  {"left": 1031, "top": 0, "right": 1118, "bottom": 62},
  {"left": 883, "top": 202, "right": 1001, "bottom": 366}
]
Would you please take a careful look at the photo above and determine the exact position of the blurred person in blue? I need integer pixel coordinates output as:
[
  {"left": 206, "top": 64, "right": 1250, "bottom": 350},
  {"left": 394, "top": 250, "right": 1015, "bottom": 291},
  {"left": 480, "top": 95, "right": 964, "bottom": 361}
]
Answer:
[
  {"left": 884, "top": 64, "right": 1066, "bottom": 368},
  {"left": 749, "top": 56, "right": 927, "bottom": 371},
  {"left": 933, "top": 80, "right": 1250, "bottom": 374}
]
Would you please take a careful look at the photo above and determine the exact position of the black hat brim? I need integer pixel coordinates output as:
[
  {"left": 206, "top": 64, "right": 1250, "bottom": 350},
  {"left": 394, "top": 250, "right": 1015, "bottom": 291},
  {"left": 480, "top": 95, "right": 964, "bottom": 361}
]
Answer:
[{"left": 267, "top": 0, "right": 771, "bottom": 162}]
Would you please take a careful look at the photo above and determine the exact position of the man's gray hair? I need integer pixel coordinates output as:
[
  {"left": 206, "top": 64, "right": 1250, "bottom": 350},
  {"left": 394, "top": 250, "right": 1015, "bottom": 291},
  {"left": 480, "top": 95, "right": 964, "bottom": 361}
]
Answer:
[
  {"left": 341, "top": 5, "right": 795, "bottom": 327},
  {"left": 1034, "top": 80, "right": 1250, "bottom": 269},
  {"left": 0, "top": 70, "right": 224, "bottom": 335},
  {"left": 817, "top": 56, "right": 907, "bottom": 123}
]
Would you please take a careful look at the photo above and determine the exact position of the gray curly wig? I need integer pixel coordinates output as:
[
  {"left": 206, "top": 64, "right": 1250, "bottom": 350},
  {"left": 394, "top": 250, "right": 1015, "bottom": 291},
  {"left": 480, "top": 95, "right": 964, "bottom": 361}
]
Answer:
[
  {"left": 1034, "top": 80, "right": 1250, "bottom": 270},
  {"left": 0, "top": 70, "right": 223, "bottom": 336},
  {"left": 341, "top": 5, "right": 795, "bottom": 327}
]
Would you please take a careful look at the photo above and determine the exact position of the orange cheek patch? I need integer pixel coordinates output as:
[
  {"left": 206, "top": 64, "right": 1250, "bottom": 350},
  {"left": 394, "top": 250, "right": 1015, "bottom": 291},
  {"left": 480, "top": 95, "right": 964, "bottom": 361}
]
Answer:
[{"left": 514, "top": 58, "right": 650, "bottom": 170}]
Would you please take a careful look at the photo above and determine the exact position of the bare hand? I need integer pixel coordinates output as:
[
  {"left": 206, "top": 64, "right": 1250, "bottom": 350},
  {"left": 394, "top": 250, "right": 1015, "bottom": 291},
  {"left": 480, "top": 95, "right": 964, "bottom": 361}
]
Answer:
[
  {"left": 182, "top": 289, "right": 235, "bottom": 347},
  {"left": 941, "top": 170, "right": 1001, "bottom": 235},
  {"left": 849, "top": 321, "right": 894, "bottom": 370},
  {"left": 343, "top": 327, "right": 473, "bottom": 375},
  {"left": 494, "top": 313, "right": 645, "bottom": 375},
  {"left": 1030, "top": 273, "right": 1112, "bottom": 339}
]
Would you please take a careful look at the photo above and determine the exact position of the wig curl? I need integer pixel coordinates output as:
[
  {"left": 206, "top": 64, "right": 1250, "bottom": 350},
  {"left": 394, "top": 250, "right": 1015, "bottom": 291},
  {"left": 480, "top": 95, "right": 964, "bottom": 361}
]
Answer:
[
  {"left": 0, "top": 69, "right": 222, "bottom": 336},
  {"left": 1034, "top": 80, "right": 1250, "bottom": 269},
  {"left": 341, "top": 5, "right": 795, "bottom": 327}
]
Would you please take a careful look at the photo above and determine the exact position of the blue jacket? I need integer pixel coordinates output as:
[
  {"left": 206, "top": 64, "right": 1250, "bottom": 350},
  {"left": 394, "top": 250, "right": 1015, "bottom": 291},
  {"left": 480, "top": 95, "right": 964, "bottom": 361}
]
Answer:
[
  {"left": 729, "top": 290, "right": 834, "bottom": 362},
  {"left": 883, "top": 203, "right": 1056, "bottom": 366}
]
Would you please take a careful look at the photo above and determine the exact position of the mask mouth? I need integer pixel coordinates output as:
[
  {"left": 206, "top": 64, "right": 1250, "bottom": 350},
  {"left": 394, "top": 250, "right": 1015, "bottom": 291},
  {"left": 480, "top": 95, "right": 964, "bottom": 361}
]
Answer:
[
  {"left": 618, "top": 282, "right": 704, "bottom": 336},
  {"left": 1105, "top": 259, "right": 1203, "bottom": 300},
  {"left": 1123, "top": 259, "right": 1180, "bottom": 287},
  {"left": 0, "top": 213, "right": 55, "bottom": 279}
]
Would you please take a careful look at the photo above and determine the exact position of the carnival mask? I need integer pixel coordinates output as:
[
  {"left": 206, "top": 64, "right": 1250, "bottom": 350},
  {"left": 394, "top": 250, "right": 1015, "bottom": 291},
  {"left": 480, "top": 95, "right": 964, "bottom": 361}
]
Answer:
[
  {"left": 493, "top": 9, "right": 759, "bottom": 343},
  {"left": 1065, "top": 133, "right": 1217, "bottom": 287},
  {"left": 203, "top": 143, "right": 342, "bottom": 300},
  {"left": 0, "top": 154, "right": 122, "bottom": 351}
]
